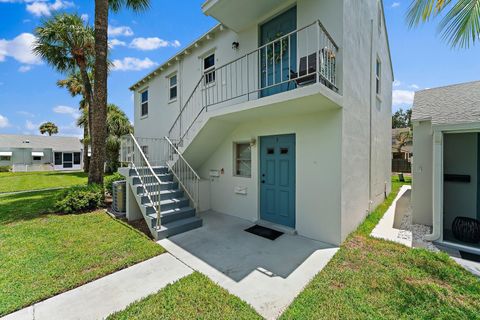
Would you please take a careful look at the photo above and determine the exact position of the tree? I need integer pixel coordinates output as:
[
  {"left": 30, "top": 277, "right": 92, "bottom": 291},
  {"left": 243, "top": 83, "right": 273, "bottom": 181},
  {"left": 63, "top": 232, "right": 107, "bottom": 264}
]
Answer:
[
  {"left": 34, "top": 14, "right": 95, "bottom": 171},
  {"left": 78, "top": 104, "right": 132, "bottom": 173},
  {"left": 394, "top": 129, "right": 413, "bottom": 154},
  {"left": 39, "top": 122, "right": 59, "bottom": 136},
  {"left": 57, "top": 72, "right": 92, "bottom": 172},
  {"left": 407, "top": 0, "right": 480, "bottom": 48},
  {"left": 392, "top": 108, "right": 412, "bottom": 128},
  {"left": 89, "top": 0, "right": 150, "bottom": 185}
]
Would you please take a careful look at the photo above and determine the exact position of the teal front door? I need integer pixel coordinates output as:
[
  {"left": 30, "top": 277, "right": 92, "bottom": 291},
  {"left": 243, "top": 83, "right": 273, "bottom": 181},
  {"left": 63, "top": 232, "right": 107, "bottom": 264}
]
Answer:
[
  {"left": 260, "top": 134, "right": 296, "bottom": 228},
  {"left": 260, "top": 6, "right": 297, "bottom": 97}
]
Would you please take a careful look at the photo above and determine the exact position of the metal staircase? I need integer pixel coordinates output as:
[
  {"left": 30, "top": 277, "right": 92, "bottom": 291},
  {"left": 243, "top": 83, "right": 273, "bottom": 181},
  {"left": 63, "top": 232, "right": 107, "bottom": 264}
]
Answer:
[{"left": 120, "top": 134, "right": 202, "bottom": 240}]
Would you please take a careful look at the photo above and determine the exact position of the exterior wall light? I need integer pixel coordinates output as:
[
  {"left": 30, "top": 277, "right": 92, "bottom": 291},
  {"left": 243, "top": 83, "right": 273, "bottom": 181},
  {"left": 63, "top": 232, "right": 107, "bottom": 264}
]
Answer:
[{"left": 232, "top": 42, "right": 239, "bottom": 50}]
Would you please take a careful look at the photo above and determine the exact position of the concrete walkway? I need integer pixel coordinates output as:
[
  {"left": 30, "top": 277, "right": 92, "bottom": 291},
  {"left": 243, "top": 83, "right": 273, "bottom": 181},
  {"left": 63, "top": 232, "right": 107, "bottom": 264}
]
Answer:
[
  {"left": 159, "top": 211, "right": 338, "bottom": 319},
  {"left": 2, "top": 254, "right": 192, "bottom": 320}
]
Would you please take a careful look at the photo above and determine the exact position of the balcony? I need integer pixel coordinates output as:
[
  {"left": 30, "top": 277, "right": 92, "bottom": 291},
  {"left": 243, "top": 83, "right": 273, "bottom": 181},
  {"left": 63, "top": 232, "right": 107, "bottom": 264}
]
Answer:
[
  {"left": 202, "top": 0, "right": 288, "bottom": 32},
  {"left": 169, "top": 20, "right": 341, "bottom": 148}
]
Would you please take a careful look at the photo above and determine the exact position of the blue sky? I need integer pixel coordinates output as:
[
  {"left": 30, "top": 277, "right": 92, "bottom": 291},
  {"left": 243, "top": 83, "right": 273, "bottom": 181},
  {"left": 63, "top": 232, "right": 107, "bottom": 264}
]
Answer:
[{"left": 0, "top": 0, "right": 479, "bottom": 136}]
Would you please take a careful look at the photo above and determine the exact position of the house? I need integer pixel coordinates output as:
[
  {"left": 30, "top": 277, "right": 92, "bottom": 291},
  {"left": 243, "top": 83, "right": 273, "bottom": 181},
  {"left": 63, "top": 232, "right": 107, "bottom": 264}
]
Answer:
[
  {"left": 412, "top": 81, "right": 480, "bottom": 254},
  {"left": 392, "top": 127, "right": 412, "bottom": 172},
  {"left": 120, "top": 0, "right": 394, "bottom": 245},
  {"left": 0, "top": 134, "right": 84, "bottom": 172}
]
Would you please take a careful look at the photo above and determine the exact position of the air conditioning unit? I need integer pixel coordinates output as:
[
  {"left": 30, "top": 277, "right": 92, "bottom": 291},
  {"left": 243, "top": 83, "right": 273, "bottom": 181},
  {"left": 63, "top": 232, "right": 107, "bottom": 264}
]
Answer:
[{"left": 112, "top": 180, "right": 127, "bottom": 213}]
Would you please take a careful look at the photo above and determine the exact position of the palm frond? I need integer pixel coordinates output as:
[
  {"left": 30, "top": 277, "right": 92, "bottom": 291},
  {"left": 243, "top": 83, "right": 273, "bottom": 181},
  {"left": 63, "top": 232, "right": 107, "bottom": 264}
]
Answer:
[{"left": 439, "top": 0, "right": 480, "bottom": 47}]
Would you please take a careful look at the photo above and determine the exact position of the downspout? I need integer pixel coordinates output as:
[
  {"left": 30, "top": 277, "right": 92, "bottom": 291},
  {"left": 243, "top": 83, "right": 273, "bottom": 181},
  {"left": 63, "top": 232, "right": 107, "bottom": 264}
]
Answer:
[
  {"left": 368, "top": 19, "right": 374, "bottom": 212},
  {"left": 425, "top": 130, "right": 442, "bottom": 241}
]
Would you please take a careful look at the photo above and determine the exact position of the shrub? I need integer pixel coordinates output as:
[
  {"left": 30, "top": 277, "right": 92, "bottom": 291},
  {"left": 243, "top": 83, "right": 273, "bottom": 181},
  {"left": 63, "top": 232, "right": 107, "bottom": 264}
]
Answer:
[
  {"left": 0, "top": 166, "right": 11, "bottom": 172},
  {"left": 55, "top": 184, "right": 104, "bottom": 214},
  {"left": 104, "top": 172, "right": 125, "bottom": 195}
]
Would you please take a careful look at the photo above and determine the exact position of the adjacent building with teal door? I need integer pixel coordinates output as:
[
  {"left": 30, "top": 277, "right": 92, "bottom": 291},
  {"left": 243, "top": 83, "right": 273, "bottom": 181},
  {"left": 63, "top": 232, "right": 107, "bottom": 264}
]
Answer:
[{"left": 260, "top": 134, "right": 296, "bottom": 228}]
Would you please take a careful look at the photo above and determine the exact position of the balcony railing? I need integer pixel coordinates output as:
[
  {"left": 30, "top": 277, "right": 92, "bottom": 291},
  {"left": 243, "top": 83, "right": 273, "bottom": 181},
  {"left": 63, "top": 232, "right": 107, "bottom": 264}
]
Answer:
[{"left": 169, "top": 20, "right": 339, "bottom": 146}]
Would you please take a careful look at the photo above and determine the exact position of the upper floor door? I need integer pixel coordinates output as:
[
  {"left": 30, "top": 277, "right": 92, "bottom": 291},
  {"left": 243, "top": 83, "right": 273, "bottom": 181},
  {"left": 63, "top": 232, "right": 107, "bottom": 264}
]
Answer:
[{"left": 260, "top": 6, "right": 297, "bottom": 97}]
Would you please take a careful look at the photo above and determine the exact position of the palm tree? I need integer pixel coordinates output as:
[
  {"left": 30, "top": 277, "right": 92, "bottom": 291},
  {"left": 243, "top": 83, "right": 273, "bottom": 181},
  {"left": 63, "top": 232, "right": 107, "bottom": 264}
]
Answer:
[
  {"left": 90, "top": 0, "right": 150, "bottom": 184},
  {"left": 57, "top": 72, "right": 91, "bottom": 172},
  {"left": 78, "top": 104, "right": 132, "bottom": 173},
  {"left": 39, "top": 122, "right": 59, "bottom": 136},
  {"left": 407, "top": 0, "right": 480, "bottom": 48}
]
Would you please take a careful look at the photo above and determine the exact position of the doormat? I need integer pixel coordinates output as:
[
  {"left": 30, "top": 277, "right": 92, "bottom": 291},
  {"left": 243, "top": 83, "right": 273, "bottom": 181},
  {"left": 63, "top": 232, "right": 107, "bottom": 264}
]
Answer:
[
  {"left": 459, "top": 250, "right": 480, "bottom": 263},
  {"left": 245, "top": 225, "right": 284, "bottom": 240}
]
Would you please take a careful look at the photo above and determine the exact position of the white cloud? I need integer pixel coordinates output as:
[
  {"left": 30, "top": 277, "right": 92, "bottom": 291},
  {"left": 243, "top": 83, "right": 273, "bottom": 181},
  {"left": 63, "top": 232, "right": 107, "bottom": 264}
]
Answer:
[
  {"left": 80, "top": 13, "right": 88, "bottom": 22},
  {"left": 53, "top": 105, "right": 80, "bottom": 118},
  {"left": 108, "top": 25, "right": 134, "bottom": 37},
  {"left": 0, "top": 33, "right": 42, "bottom": 65},
  {"left": 109, "top": 39, "right": 127, "bottom": 49},
  {"left": 18, "top": 65, "right": 32, "bottom": 72},
  {"left": 26, "top": 0, "right": 73, "bottom": 17},
  {"left": 0, "top": 114, "right": 10, "bottom": 128},
  {"left": 17, "top": 111, "right": 35, "bottom": 117},
  {"left": 393, "top": 80, "right": 402, "bottom": 87},
  {"left": 392, "top": 2, "right": 400, "bottom": 8},
  {"left": 25, "top": 119, "right": 38, "bottom": 130},
  {"left": 129, "top": 37, "right": 181, "bottom": 51},
  {"left": 392, "top": 90, "right": 415, "bottom": 107},
  {"left": 409, "top": 84, "right": 420, "bottom": 89},
  {"left": 111, "top": 57, "right": 158, "bottom": 71}
]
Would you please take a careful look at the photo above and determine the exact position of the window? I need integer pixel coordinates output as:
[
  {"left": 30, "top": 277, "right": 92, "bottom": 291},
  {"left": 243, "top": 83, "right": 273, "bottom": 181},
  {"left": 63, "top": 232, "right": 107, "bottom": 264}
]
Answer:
[
  {"left": 0, "top": 156, "right": 10, "bottom": 161},
  {"left": 74, "top": 152, "right": 81, "bottom": 165},
  {"left": 234, "top": 142, "right": 251, "bottom": 178},
  {"left": 141, "top": 90, "right": 148, "bottom": 117},
  {"left": 54, "top": 152, "right": 62, "bottom": 165},
  {"left": 169, "top": 74, "right": 178, "bottom": 101},
  {"left": 378, "top": 1, "right": 382, "bottom": 34},
  {"left": 33, "top": 156, "right": 41, "bottom": 161},
  {"left": 376, "top": 58, "right": 381, "bottom": 95},
  {"left": 203, "top": 53, "right": 215, "bottom": 85}
]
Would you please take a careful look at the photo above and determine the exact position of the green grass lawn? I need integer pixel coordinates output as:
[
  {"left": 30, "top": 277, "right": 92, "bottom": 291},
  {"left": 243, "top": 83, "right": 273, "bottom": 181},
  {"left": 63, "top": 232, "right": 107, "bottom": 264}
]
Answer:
[
  {"left": 281, "top": 176, "right": 480, "bottom": 320},
  {"left": 0, "top": 171, "right": 89, "bottom": 193},
  {"left": 107, "top": 272, "right": 262, "bottom": 320},
  {"left": 0, "top": 190, "right": 164, "bottom": 316}
]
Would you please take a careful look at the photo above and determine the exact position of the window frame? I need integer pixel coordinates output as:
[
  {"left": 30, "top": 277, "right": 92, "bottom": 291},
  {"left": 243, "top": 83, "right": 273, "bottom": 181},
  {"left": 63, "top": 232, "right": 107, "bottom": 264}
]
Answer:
[
  {"left": 140, "top": 89, "right": 149, "bottom": 118},
  {"left": 33, "top": 156, "right": 42, "bottom": 161},
  {"left": 376, "top": 57, "right": 382, "bottom": 96},
  {"left": 168, "top": 73, "right": 178, "bottom": 102},
  {"left": 0, "top": 156, "right": 11, "bottom": 161},
  {"left": 233, "top": 142, "right": 252, "bottom": 178},
  {"left": 73, "top": 152, "right": 81, "bottom": 165},
  {"left": 203, "top": 53, "right": 216, "bottom": 85}
]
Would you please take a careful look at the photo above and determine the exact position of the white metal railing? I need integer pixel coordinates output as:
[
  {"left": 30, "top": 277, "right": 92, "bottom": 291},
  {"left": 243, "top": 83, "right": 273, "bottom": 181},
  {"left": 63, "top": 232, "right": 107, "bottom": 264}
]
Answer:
[
  {"left": 164, "top": 137, "right": 201, "bottom": 211},
  {"left": 169, "top": 20, "right": 339, "bottom": 146},
  {"left": 120, "top": 134, "right": 201, "bottom": 216},
  {"left": 120, "top": 133, "right": 163, "bottom": 228}
]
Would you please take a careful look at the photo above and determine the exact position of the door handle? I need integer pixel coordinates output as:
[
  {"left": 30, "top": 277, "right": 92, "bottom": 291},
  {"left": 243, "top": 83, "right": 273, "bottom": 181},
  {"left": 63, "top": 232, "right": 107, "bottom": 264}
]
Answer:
[{"left": 261, "top": 180, "right": 265, "bottom": 184}]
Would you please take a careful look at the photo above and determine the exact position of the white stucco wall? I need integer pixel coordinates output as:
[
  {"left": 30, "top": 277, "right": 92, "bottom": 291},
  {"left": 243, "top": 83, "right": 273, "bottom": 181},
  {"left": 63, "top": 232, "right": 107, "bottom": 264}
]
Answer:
[
  {"left": 198, "top": 109, "right": 343, "bottom": 245},
  {"left": 412, "top": 120, "right": 433, "bottom": 225},
  {"left": 130, "top": 0, "right": 393, "bottom": 245},
  {"left": 339, "top": 0, "right": 393, "bottom": 241},
  {"left": 443, "top": 133, "right": 478, "bottom": 229}
]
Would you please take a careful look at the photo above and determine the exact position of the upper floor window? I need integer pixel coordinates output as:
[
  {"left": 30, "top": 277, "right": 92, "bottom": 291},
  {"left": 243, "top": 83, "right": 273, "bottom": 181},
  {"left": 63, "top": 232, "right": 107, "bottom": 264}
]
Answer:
[
  {"left": 169, "top": 74, "right": 178, "bottom": 101},
  {"left": 203, "top": 53, "right": 215, "bottom": 85},
  {"left": 376, "top": 58, "right": 381, "bottom": 95},
  {"left": 141, "top": 90, "right": 148, "bottom": 117},
  {"left": 378, "top": 1, "right": 382, "bottom": 34}
]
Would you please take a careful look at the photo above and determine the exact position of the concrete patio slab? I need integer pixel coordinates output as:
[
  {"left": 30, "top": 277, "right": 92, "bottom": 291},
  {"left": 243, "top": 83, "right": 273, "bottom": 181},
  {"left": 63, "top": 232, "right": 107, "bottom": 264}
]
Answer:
[
  {"left": 2, "top": 254, "right": 192, "bottom": 320},
  {"left": 158, "top": 211, "right": 338, "bottom": 319}
]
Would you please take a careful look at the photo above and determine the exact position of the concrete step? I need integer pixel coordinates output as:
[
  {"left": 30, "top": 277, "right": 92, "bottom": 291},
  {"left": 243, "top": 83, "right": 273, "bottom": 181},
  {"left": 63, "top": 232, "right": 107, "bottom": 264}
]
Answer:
[
  {"left": 139, "top": 189, "right": 184, "bottom": 204},
  {"left": 144, "top": 197, "right": 190, "bottom": 214},
  {"left": 156, "top": 216, "right": 203, "bottom": 239},
  {"left": 136, "top": 181, "right": 179, "bottom": 193},
  {"left": 128, "top": 166, "right": 169, "bottom": 176},
  {"left": 132, "top": 173, "right": 173, "bottom": 185},
  {"left": 147, "top": 206, "right": 196, "bottom": 227}
]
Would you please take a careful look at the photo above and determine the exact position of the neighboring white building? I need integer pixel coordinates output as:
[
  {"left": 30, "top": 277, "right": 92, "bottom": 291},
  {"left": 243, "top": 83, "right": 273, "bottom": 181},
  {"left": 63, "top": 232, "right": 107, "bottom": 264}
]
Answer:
[
  {"left": 0, "top": 135, "right": 84, "bottom": 172},
  {"left": 412, "top": 81, "right": 480, "bottom": 254},
  {"left": 122, "top": 0, "right": 393, "bottom": 245}
]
